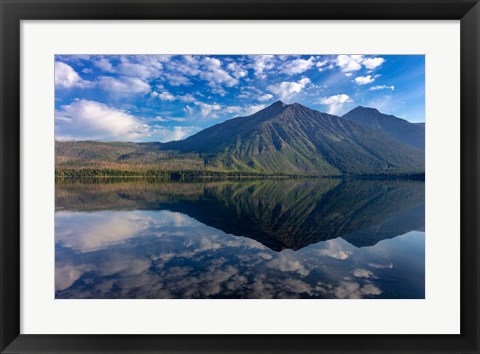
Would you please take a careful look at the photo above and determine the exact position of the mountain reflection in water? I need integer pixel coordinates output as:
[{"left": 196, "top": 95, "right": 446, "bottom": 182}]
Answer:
[{"left": 55, "top": 178, "right": 425, "bottom": 299}]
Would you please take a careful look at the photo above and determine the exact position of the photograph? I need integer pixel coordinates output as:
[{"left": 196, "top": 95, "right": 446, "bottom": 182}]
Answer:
[{"left": 54, "top": 54, "right": 425, "bottom": 299}]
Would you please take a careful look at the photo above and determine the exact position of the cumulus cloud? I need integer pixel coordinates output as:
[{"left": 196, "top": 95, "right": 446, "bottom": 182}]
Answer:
[
  {"left": 152, "top": 91, "right": 196, "bottom": 103},
  {"left": 279, "top": 56, "right": 315, "bottom": 75},
  {"left": 257, "top": 94, "right": 274, "bottom": 102},
  {"left": 200, "top": 57, "right": 239, "bottom": 87},
  {"left": 163, "top": 73, "right": 191, "bottom": 86},
  {"left": 55, "top": 99, "right": 154, "bottom": 141},
  {"left": 336, "top": 55, "right": 385, "bottom": 75},
  {"left": 97, "top": 76, "right": 151, "bottom": 95},
  {"left": 336, "top": 55, "right": 364, "bottom": 73},
  {"left": 354, "top": 75, "right": 375, "bottom": 85},
  {"left": 93, "top": 58, "right": 115, "bottom": 72},
  {"left": 362, "top": 57, "right": 385, "bottom": 70},
  {"left": 369, "top": 85, "right": 395, "bottom": 91},
  {"left": 93, "top": 55, "right": 163, "bottom": 79},
  {"left": 227, "top": 62, "right": 248, "bottom": 79},
  {"left": 250, "top": 55, "right": 276, "bottom": 79},
  {"left": 194, "top": 101, "right": 222, "bottom": 117},
  {"left": 55, "top": 62, "right": 93, "bottom": 89},
  {"left": 267, "top": 77, "right": 311, "bottom": 102},
  {"left": 157, "top": 91, "right": 176, "bottom": 101},
  {"left": 316, "top": 59, "right": 335, "bottom": 72},
  {"left": 319, "top": 94, "right": 352, "bottom": 115},
  {"left": 116, "top": 62, "right": 160, "bottom": 79}
]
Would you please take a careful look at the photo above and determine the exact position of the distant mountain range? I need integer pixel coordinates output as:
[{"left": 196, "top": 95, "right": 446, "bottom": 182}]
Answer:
[{"left": 56, "top": 101, "right": 425, "bottom": 176}]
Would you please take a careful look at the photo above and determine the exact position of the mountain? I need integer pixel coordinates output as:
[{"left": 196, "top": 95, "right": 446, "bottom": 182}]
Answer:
[
  {"left": 56, "top": 101, "right": 425, "bottom": 176},
  {"left": 342, "top": 106, "right": 425, "bottom": 150},
  {"left": 154, "top": 101, "right": 424, "bottom": 175}
]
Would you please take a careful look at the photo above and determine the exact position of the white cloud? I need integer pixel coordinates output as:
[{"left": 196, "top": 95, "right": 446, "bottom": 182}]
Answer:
[
  {"left": 93, "top": 58, "right": 114, "bottom": 72},
  {"left": 178, "top": 94, "right": 196, "bottom": 103},
  {"left": 250, "top": 55, "right": 276, "bottom": 79},
  {"left": 362, "top": 57, "right": 385, "bottom": 70},
  {"left": 240, "top": 104, "right": 268, "bottom": 116},
  {"left": 279, "top": 56, "right": 315, "bottom": 75},
  {"left": 316, "top": 59, "right": 335, "bottom": 72},
  {"left": 55, "top": 99, "right": 197, "bottom": 142},
  {"left": 369, "top": 85, "right": 395, "bottom": 91},
  {"left": 55, "top": 62, "right": 93, "bottom": 89},
  {"left": 336, "top": 55, "right": 364, "bottom": 73},
  {"left": 116, "top": 62, "right": 160, "bottom": 79},
  {"left": 177, "top": 55, "right": 202, "bottom": 76},
  {"left": 163, "top": 73, "right": 191, "bottom": 86},
  {"left": 93, "top": 55, "right": 163, "bottom": 79},
  {"left": 266, "top": 77, "right": 311, "bottom": 102},
  {"left": 200, "top": 57, "right": 239, "bottom": 87},
  {"left": 204, "top": 103, "right": 267, "bottom": 118},
  {"left": 97, "top": 76, "right": 151, "bottom": 95},
  {"left": 158, "top": 91, "right": 176, "bottom": 101},
  {"left": 194, "top": 102, "right": 222, "bottom": 117},
  {"left": 152, "top": 91, "right": 196, "bottom": 103},
  {"left": 55, "top": 99, "right": 151, "bottom": 141},
  {"left": 354, "top": 75, "right": 375, "bottom": 85},
  {"left": 336, "top": 55, "right": 385, "bottom": 75},
  {"left": 227, "top": 62, "right": 248, "bottom": 79},
  {"left": 257, "top": 93, "right": 274, "bottom": 102},
  {"left": 319, "top": 94, "right": 352, "bottom": 114}
]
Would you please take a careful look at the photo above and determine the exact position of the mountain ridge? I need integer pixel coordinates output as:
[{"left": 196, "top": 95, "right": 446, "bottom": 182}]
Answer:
[
  {"left": 342, "top": 105, "right": 425, "bottom": 150},
  {"left": 56, "top": 101, "right": 425, "bottom": 176}
]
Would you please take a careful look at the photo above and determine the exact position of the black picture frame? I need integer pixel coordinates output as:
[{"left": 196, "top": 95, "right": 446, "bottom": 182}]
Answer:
[{"left": 1, "top": 0, "right": 479, "bottom": 353}]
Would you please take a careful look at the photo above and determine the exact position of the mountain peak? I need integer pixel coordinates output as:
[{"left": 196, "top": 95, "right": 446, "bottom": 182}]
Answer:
[
  {"left": 349, "top": 106, "right": 380, "bottom": 114},
  {"left": 342, "top": 105, "right": 425, "bottom": 150},
  {"left": 272, "top": 100, "right": 287, "bottom": 107}
]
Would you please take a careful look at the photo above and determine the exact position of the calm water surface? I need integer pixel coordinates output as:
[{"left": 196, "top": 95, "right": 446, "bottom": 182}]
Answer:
[{"left": 55, "top": 178, "right": 425, "bottom": 299}]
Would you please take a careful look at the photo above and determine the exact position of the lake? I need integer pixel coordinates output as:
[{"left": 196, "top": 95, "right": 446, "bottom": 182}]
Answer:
[{"left": 55, "top": 178, "right": 425, "bottom": 299}]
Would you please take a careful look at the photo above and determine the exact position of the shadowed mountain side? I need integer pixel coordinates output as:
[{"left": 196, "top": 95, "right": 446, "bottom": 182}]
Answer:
[
  {"left": 56, "top": 178, "right": 424, "bottom": 251},
  {"left": 342, "top": 106, "right": 425, "bottom": 150}
]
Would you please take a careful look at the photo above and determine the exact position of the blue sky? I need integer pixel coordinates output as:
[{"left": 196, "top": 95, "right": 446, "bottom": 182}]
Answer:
[{"left": 55, "top": 54, "right": 425, "bottom": 142}]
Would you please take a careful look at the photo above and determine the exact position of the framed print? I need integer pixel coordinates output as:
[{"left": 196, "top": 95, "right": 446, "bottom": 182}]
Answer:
[{"left": 0, "top": 0, "right": 479, "bottom": 353}]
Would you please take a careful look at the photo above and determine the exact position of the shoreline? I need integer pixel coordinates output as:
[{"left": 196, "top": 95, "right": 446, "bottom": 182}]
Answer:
[{"left": 55, "top": 169, "right": 425, "bottom": 181}]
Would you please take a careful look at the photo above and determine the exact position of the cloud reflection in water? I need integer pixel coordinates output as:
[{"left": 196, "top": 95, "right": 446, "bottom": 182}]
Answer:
[{"left": 56, "top": 209, "right": 424, "bottom": 299}]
